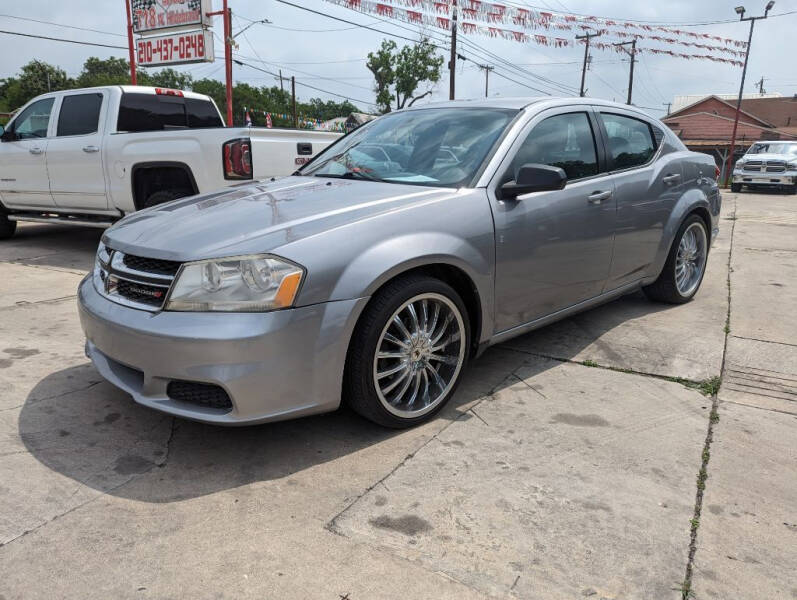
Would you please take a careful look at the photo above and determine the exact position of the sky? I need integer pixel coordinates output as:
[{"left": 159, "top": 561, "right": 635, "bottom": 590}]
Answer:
[{"left": 1, "top": 0, "right": 795, "bottom": 118}]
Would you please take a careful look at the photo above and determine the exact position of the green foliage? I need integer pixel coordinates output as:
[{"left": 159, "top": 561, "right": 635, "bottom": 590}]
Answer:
[
  {"left": 367, "top": 37, "right": 443, "bottom": 114},
  {"left": 0, "top": 58, "right": 362, "bottom": 128}
]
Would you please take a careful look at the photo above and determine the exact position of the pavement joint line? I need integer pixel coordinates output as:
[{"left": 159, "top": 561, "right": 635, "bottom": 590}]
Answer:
[
  {"left": 729, "top": 334, "right": 797, "bottom": 349},
  {"left": 6, "top": 260, "right": 87, "bottom": 277},
  {"left": 714, "top": 398, "right": 797, "bottom": 417},
  {"left": 325, "top": 364, "right": 527, "bottom": 538},
  {"left": 468, "top": 406, "right": 489, "bottom": 426},
  {"left": 680, "top": 196, "right": 737, "bottom": 599},
  {"left": 0, "top": 295, "right": 77, "bottom": 311}
]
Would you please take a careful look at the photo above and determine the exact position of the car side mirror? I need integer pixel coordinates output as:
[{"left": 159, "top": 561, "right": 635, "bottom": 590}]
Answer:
[
  {"left": 0, "top": 127, "right": 17, "bottom": 142},
  {"left": 500, "top": 163, "right": 567, "bottom": 199}
]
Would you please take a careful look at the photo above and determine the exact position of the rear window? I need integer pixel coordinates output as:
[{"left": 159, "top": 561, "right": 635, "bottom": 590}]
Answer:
[{"left": 117, "top": 93, "right": 222, "bottom": 132}]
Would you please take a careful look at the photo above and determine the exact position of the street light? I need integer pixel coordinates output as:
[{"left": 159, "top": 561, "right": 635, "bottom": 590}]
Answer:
[{"left": 723, "top": 2, "right": 774, "bottom": 185}]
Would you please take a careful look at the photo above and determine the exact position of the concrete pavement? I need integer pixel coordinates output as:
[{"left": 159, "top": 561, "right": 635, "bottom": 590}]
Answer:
[{"left": 0, "top": 192, "right": 794, "bottom": 599}]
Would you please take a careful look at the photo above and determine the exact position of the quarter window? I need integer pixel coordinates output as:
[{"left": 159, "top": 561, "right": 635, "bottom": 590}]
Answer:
[
  {"left": 511, "top": 112, "right": 599, "bottom": 181},
  {"left": 601, "top": 113, "right": 656, "bottom": 170},
  {"left": 57, "top": 93, "right": 103, "bottom": 136},
  {"left": 10, "top": 98, "right": 55, "bottom": 139}
]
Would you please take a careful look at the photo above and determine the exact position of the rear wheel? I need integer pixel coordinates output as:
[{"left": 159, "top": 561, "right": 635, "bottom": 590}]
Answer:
[
  {"left": 730, "top": 183, "right": 742, "bottom": 193},
  {"left": 643, "top": 215, "right": 708, "bottom": 304},
  {"left": 344, "top": 275, "right": 470, "bottom": 428},
  {"left": 0, "top": 211, "right": 16, "bottom": 240},
  {"left": 141, "top": 189, "right": 192, "bottom": 210}
]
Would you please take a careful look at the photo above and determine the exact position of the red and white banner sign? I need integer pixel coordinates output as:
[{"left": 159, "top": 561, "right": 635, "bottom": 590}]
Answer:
[
  {"left": 132, "top": 0, "right": 212, "bottom": 35},
  {"left": 136, "top": 30, "right": 213, "bottom": 66}
]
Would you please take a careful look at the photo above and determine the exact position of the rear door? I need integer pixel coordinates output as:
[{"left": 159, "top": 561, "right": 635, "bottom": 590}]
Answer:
[
  {"left": 490, "top": 107, "right": 617, "bottom": 331},
  {"left": 597, "top": 110, "right": 683, "bottom": 289},
  {"left": 0, "top": 97, "right": 56, "bottom": 209},
  {"left": 46, "top": 91, "right": 109, "bottom": 210}
]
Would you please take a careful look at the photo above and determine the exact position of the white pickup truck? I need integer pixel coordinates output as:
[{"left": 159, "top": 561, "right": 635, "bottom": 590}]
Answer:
[{"left": 0, "top": 85, "right": 341, "bottom": 239}]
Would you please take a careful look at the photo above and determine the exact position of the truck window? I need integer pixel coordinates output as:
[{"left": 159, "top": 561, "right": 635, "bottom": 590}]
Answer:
[
  {"left": 117, "top": 93, "right": 186, "bottom": 132},
  {"left": 10, "top": 98, "right": 55, "bottom": 139},
  {"left": 185, "top": 98, "right": 223, "bottom": 128},
  {"left": 57, "top": 93, "right": 103, "bottom": 136}
]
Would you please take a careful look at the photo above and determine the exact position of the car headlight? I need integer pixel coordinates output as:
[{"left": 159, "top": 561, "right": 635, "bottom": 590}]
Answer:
[
  {"left": 787, "top": 161, "right": 797, "bottom": 171},
  {"left": 734, "top": 160, "right": 744, "bottom": 169},
  {"left": 165, "top": 254, "right": 304, "bottom": 312}
]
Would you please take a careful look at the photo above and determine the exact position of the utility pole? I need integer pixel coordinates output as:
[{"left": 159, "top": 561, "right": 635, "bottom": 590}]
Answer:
[
  {"left": 291, "top": 76, "right": 297, "bottom": 128},
  {"left": 449, "top": 0, "right": 457, "bottom": 100},
  {"left": 206, "top": 0, "right": 233, "bottom": 125},
  {"left": 478, "top": 64, "right": 494, "bottom": 97},
  {"left": 279, "top": 69, "right": 284, "bottom": 92},
  {"left": 663, "top": 102, "right": 672, "bottom": 115},
  {"left": 614, "top": 39, "right": 636, "bottom": 105},
  {"left": 755, "top": 75, "right": 767, "bottom": 94},
  {"left": 124, "top": 0, "right": 137, "bottom": 85},
  {"left": 725, "top": 2, "right": 774, "bottom": 185},
  {"left": 576, "top": 31, "right": 601, "bottom": 97}
]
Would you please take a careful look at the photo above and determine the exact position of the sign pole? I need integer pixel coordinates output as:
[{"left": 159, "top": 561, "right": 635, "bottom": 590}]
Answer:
[
  {"left": 223, "top": 0, "right": 233, "bottom": 126},
  {"left": 124, "top": 0, "right": 137, "bottom": 85}
]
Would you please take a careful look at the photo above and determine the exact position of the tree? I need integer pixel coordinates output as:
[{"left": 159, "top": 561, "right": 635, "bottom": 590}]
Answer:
[
  {"left": 305, "top": 98, "right": 360, "bottom": 121},
  {"left": 3, "top": 60, "right": 72, "bottom": 109},
  {"left": 367, "top": 38, "right": 443, "bottom": 113},
  {"left": 143, "top": 68, "right": 193, "bottom": 90},
  {"left": 76, "top": 57, "right": 130, "bottom": 88}
]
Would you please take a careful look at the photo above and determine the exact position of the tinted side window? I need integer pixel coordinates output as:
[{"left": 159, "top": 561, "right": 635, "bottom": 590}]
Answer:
[
  {"left": 601, "top": 113, "right": 656, "bottom": 169},
  {"left": 117, "top": 93, "right": 187, "bottom": 132},
  {"left": 512, "top": 112, "right": 598, "bottom": 180},
  {"left": 185, "top": 98, "right": 223, "bottom": 128},
  {"left": 12, "top": 98, "right": 55, "bottom": 139},
  {"left": 57, "top": 93, "right": 103, "bottom": 136}
]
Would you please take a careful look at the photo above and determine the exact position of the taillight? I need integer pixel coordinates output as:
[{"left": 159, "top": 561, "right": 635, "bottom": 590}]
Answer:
[
  {"left": 714, "top": 165, "right": 720, "bottom": 181},
  {"left": 223, "top": 138, "right": 253, "bottom": 180},
  {"left": 155, "top": 87, "right": 183, "bottom": 97}
]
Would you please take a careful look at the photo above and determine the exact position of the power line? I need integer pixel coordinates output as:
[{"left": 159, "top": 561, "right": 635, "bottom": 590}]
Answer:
[
  {"left": 0, "top": 13, "right": 126, "bottom": 38},
  {"left": 0, "top": 29, "right": 126, "bottom": 50}
]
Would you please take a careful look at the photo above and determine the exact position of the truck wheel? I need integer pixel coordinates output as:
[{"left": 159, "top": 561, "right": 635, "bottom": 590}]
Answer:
[
  {"left": 343, "top": 274, "right": 470, "bottom": 428},
  {"left": 730, "top": 183, "right": 742, "bottom": 193},
  {"left": 643, "top": 214, "right": 708, "bottom": 304},
  {"left": 141, "top": 189, "right": 192, "bottom": 210},
  {"left": 784, "top": 184, "right": 796, "bottom": 195},
  {"left": 0, "top": 212, "right": 16, "bottom": 240}
]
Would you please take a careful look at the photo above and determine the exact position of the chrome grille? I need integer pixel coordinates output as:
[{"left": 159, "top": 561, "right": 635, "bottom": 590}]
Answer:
[
  {"left": 96, "top": 248, "right": 180, "bottom": 311},
  {"left": 765, "top": 161, "right": 786, "bottom": 173},
  {"left": 743, "top": 160, "right": 763, "bottom": 172}
]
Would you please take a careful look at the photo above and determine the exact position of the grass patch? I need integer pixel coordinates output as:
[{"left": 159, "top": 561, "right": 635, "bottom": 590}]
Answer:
[{"left": 582, "top": 359, "right": 599, "bottom": 367}]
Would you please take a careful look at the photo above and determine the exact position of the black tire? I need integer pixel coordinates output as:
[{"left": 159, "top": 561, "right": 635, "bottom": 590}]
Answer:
[
  {"left": 643, "top": 214, "right": 709, "bottom": 304},
  {"left": 730, "top": 183, "right": 742, "bottom": 193},
  {"left": 0, "top": 211, "right": 16, "bottom": 240},
  {"left": 141, "top": 189, "right": 192, "bottom": 210},
  {"left": 783, "top": 184, "right": 796, "bottom": 195},
  {"left": 343, "top": 274, "right": 471, "bottom": 428}
]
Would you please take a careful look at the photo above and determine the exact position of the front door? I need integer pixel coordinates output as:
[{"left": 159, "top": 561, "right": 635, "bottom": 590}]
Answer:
[
  {"left": 490, "top": 107, "right": 617, "bottom": 332},
  {"left": 47, "top": 91, "right": 109, "bottom": 211},
  {"left": 0, "top": 97, "right": 56, "bottom": 209}
]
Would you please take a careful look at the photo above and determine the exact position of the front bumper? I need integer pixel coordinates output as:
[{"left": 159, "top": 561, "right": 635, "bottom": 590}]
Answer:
[
  {"left": 78, "top": 275, "right": 368, "bottom": 425},
  {"left": 732, "top": 170, "right": 796, "bottom": 185}
]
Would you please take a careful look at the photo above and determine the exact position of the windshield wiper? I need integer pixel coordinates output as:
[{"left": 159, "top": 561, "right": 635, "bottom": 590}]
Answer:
[{"left": 315, "top": 170, "right": 383, "bottom": 182}]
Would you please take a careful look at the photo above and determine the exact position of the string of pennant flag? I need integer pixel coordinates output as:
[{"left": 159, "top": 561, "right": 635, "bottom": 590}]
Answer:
[
  {"left": 242, "top": 108, "right": 349, "bottom": 131},
  {"left": 322, "top": 0, "right": 746, "bottom": 67}
]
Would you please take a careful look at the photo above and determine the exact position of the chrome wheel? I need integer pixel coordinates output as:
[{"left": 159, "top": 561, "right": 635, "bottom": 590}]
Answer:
[
  {"left": 675, "top": 222, "right": 707, "bottom": 297},
  {"left": 373, "top": 293, "right": 466, "bottom": 419}
]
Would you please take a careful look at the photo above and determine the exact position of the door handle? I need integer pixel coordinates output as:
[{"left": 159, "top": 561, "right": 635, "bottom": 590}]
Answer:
[
  {"left": 82, "top": 145, "right": 100, "bottom": 153},
  {"left": 29, "top": 147, "right": 43, "bottom": 155},
  {"left": 662, "top": 173, "right": 681, "bottom": 185},
  {"left": 587, "top": 190, "right": 612, "bottom": 204}
]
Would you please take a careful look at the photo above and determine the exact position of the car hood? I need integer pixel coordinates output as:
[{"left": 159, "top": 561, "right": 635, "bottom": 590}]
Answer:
[
  {"left": 103, "top": 177, "right": 455, "bottom": 261},
  {"left": 740, "top": 153, "right": 794, "bottom": 162}
]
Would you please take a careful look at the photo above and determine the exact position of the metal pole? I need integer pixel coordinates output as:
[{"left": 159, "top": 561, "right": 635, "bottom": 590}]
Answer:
[
  {"left": 627, "top": 39, "right": 636, "bottom": 105},
  {"left": 223, "top": 0, "right": 233, "bottom": 126},
  {"left": 484, "top": 65, "right": 490, "bottom": 97},
  {"left": 279, "top": 69, "right": 284, "bottom": 92},
  {"left": 124, "top": 0, "right": 137, "bottom": 85},
  {"left": 291, "top": 76, "right": 297, "bottom": 128},
  {"left": 725, "top": 19, "right": 756, "bottom": 185},
  {"left": 576, "top": 32, "right": 600, "bottom": 97},
  {"left": 449, "top": 0, "right": 457, "bottom": 100}
]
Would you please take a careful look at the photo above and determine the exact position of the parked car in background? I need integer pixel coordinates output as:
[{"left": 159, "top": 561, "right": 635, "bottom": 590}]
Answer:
[
  {"left": 731, "top": 140, "right": 797, "bottom": 194},
  {"left": 79, "top": 98, "right": 721, "bottom": 429},
  {"left": 0, "top": 86, "right": 340, "bottom": 239}
]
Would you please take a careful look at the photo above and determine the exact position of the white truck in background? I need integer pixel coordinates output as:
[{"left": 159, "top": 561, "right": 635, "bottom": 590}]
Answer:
[{"left": 0, "top": 85, "right": 342, "bottom": 239}]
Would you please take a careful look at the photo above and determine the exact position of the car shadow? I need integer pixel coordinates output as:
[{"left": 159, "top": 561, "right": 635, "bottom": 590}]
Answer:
[{"left": 1, "top": 223, "right": 102, "bottom": 272}]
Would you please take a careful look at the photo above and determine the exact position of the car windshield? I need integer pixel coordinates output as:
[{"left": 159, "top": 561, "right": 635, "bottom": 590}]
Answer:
[
  {"left": 746, "top": 142, "right": 797, "bottom": 155},
  {"left": 300, "top": 107, "right": 518, "bottom": 187}
]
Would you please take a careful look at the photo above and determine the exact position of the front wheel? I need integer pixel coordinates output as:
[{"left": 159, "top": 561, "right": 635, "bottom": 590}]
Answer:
[
  {"left": 344, "top": 275, "right": 470, "bottom": 428},
  {"left": 783, "top": 184, "right": 796, "bottom": 195},
  {"left": 730, "top": 182, "right": 742, "bottom": 193},
  {"left": 0, "top": 211, "right": 16, "bottom": 240},
  {"left": 643, "top": 215, "right": 709, "bottom": 304}
]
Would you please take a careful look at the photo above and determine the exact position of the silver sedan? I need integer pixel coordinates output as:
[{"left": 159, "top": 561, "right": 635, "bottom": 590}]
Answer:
[{"left": 79, "top": 98, "right": 721, "bottom": 428}]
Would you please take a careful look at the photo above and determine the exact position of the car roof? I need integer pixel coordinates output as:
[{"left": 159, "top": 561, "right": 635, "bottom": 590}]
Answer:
[{"left": 403, "top": 97, "right": 660, "bottom": 119}]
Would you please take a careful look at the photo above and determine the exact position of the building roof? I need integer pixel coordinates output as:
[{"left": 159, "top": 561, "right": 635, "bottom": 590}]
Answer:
[
  {"left": 667, "top": 95, "right": 772, "bottom": 127},
  {"left": 663, "top": 112, "right": 797, "bottom": 143},
  {"left": 671, "top": 92, "right": 782, "bottom": 113},
  {"left": 740, "top": 96, "right": 797, "bottom": 130}
]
